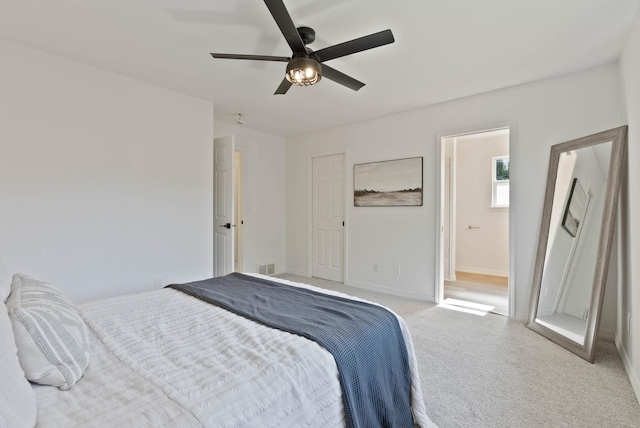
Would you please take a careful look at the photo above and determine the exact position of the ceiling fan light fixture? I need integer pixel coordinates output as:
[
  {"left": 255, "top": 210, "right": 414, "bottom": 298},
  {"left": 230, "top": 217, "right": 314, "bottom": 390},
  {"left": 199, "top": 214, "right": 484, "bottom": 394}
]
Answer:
[
  {"left": 286, "top": 57, "right": 321, "bottom": 86},
  {"left": 210, "top": 0, "right": 395, "bottom": 95}
]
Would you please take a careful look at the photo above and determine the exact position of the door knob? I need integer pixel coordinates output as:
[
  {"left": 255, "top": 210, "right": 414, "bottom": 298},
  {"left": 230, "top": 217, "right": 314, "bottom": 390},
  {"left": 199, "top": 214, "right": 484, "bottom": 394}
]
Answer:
[{"left": 219, "top": 223, "right": 232, "bottom": 229}]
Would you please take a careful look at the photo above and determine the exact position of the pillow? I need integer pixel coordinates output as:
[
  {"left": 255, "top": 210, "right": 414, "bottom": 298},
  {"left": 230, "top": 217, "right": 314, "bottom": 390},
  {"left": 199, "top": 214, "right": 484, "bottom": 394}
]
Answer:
[
  {"left": 0, "top": 300, "right": 37, "bottom": 427},
  {"left": 0, "top": 263, "right": 10, "bottom": 303},
  {"left": 6, "top": 274, "right": 90, "bottom": 390},
  {"left": 0, "top": 278, "right": 9, "bottom": 303}
]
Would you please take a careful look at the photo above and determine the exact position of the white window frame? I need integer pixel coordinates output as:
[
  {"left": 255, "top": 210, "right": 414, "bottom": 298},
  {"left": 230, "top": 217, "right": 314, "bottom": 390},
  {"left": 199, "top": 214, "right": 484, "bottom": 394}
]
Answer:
[{"left": 492, "top": 155, "right": 509, "bottom": 208}]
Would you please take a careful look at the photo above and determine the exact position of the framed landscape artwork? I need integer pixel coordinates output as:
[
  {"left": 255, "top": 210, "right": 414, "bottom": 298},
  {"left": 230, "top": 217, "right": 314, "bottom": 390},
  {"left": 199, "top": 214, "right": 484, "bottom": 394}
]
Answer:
[
  {"left": 561, "top": 177, "right": 587, "bottom": 237},
  {"left": 354, "top": 157, "right": 423, "bottom": 207}
]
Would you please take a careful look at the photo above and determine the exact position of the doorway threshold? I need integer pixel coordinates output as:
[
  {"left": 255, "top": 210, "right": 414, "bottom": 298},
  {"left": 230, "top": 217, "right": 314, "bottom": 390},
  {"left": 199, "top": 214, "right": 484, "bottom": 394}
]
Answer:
[{"left": 444, "top": 273, "right": 508, "bottom": 316}]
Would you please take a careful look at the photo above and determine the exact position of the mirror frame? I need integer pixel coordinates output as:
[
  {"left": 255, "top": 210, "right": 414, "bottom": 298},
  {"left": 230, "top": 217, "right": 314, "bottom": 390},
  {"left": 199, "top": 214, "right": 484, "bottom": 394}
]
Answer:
[{"left": 527, "top": 126, "right": 628, "bottom": 362}]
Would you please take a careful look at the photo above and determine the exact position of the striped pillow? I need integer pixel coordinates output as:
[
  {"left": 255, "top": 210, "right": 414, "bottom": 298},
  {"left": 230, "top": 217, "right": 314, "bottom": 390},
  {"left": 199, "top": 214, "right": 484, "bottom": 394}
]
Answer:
[{"left": 6, "top": 274, "right": 90, "bottom": 390}]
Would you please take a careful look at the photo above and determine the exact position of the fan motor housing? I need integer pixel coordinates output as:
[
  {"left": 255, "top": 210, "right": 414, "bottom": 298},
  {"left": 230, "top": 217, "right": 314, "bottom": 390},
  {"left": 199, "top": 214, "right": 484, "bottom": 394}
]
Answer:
[{"left": 297, "top": 26, "right": 316, "bottom": 45}]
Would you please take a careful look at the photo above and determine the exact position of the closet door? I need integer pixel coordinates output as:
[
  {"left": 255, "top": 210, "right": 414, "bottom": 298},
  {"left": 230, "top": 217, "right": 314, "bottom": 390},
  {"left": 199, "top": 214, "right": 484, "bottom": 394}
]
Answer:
[{"left": 312, "top": 154, "right": 344, "bottom": 282}]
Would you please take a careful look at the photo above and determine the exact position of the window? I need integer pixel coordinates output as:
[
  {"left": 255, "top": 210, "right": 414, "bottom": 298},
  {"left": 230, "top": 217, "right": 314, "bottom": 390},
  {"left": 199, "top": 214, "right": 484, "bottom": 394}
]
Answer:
[{"left": 492, "top": 156, "right": 509, "bottom": 207}]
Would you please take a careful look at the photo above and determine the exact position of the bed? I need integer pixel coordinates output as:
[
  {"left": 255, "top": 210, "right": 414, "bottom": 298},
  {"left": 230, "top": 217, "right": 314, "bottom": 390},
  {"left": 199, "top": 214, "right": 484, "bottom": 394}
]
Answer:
[{"left": 0, "top": 272, "right": 436, "bottom": 428}]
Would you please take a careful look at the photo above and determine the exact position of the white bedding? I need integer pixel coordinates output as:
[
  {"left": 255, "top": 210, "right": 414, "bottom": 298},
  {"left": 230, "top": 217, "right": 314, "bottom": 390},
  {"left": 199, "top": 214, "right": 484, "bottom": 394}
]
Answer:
[{"left": 34, "top": 274, "right": 436, "bottom": 428}]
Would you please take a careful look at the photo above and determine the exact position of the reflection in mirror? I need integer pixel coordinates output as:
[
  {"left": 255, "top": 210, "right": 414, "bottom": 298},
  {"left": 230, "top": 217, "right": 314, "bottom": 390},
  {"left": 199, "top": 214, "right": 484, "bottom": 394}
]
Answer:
[
  {"left": 536, "top": 142, "right": 611, "bottom": 344},
  {"left": 527, "top": 126, "right": 627, "bottom": 362}
]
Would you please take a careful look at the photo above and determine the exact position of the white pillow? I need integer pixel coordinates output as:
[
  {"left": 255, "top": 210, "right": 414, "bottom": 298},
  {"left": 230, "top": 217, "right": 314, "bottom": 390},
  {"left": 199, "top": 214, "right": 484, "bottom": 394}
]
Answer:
[
  {"left": 0, "top": 277, "right": 11, "bottom": 303},
  {"left": 0, "top": 279, "right": 9, "bottom": 303},
  {"left": 0, "top": 263, "right": 10, "bottom": 303},
  {"left": 0, "top": 301, "right": 37, "bottom": 428},
  {"left": 6, "top": 274, "right": 90, "bottom": 390}
]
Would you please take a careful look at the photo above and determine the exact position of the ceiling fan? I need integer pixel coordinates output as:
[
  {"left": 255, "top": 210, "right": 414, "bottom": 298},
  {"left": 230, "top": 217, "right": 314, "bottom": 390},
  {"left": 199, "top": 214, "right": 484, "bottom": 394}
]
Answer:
[{"left": 210, "top": 0, "right": 395, "bottom": 95}]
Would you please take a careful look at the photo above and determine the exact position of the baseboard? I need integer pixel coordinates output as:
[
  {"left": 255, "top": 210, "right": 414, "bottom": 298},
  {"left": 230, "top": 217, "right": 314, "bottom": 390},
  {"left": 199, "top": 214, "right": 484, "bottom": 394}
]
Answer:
[
  {"left": 280, "top": 271, "right": 434, "bottom": 302},
  {"left": 598, "top": 328, "right": 615, "bottom": 341},
  {"left": 284, "top": 268, "right": 308, "bottom": 277},
  {"left": 564, "top": 308, "right": 585, "bottom": 319},
  {"left": 345, "top": 278, "right": 435, "bottom": 302},
  {"left": 456, "top": 266, "right": 508, "bottom": 277},
  {"left": 445, "top": 274, "right": 457, "bottom": 282},
  {"left": 615, "top": 334, "right": 640, "bottom": 405}
]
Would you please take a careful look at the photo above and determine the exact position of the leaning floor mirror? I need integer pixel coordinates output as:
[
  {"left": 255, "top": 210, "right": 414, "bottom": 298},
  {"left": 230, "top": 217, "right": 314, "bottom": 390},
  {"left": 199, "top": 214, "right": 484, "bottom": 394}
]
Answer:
[{"left": 527, "top": 126, "right": 628, "bottom": 362}]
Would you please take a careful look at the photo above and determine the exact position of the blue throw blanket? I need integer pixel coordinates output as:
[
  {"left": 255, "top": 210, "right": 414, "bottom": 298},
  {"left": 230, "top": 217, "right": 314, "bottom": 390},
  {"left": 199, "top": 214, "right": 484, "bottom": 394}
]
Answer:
[{"left": 169, "top": 273, "right": 414, "bottom": 428}]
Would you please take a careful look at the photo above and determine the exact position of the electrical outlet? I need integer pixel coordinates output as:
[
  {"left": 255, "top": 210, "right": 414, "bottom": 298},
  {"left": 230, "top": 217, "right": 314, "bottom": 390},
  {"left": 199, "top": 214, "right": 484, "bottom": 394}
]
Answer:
[
  {"left": 393, "top": 264, "right": 401, "bottom": 276},
  {"left": 373, "top": 263, "right": 379, "bottom": 272}
]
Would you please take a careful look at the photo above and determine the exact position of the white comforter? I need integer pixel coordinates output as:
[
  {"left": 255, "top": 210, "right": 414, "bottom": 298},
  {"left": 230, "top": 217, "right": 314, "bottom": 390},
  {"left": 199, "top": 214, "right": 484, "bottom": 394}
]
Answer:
[{"left": 34, "top": 275, "right": 436, "bottom": 428}]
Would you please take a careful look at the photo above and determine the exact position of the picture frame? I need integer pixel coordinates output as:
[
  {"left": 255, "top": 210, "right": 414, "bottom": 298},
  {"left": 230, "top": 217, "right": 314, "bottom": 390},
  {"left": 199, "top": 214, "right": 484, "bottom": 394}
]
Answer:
[
  {"left": 354, "top": 157, "right": 423, "bottom": 207},
  {"left": 561, "top": 178, "right": 587, "bottom": 237}
]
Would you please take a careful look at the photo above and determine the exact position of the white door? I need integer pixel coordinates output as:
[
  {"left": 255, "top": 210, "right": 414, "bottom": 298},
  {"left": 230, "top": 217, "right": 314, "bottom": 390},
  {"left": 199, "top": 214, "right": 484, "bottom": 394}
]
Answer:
[
  {"left": 312, "top": 154, "right": 344, "bottom": 282},
  {"left": 214, "top": 136, "right": 235, "bottom": 277}
]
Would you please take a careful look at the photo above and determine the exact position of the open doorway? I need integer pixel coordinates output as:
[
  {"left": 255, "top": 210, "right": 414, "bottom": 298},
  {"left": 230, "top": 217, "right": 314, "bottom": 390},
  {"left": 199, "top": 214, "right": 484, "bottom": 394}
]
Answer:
[{"left": 439, "top": 127, "right": 511, "bottom": 316}]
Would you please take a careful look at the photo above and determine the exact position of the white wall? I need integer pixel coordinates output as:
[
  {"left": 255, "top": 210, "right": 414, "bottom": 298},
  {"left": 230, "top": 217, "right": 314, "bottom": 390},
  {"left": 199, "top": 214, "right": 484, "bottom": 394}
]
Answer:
[
  {"left": 286, "top": 63, "right": 624, "bottom": 319},
  {"left": 0, "top": 39, "right": 214, "bottom": 302},
  {"left": 618, "top": 5, "right": 640, "bottom": 403},
  {"left": 213, "top": 121, "right": 287, "bottom": 275},
  {"left": 455, "top": 133, "right": 509, "bottom": 276}
]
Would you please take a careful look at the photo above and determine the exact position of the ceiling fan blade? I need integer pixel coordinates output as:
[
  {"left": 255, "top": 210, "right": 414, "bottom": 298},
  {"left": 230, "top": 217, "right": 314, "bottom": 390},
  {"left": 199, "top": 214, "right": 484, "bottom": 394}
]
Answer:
[
  {"left": 264, "top": 0, "right": 306, "bottom": 53},
  {"left": 314, "top": 29, "right": 394, "bottom": 63},
  {"left": 210, "top": 53, "right": 290, "bottom": 62},
  {"left": 274, "top": 78, "right": 293, "bottom": 95},
  {"left": 321, "top": 65, "right": 365, "bottom": 91}
]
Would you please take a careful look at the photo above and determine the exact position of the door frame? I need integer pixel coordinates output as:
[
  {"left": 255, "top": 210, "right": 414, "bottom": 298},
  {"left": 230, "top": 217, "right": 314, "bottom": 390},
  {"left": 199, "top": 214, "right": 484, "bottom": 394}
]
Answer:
[
  {"left": 435, "top": 121, "right": 517, "bottom": 318},
  {"left": 307, "top": 150, "right": 349, "bottom": 282},
  {"left": 443, "top": 155, "right": 456, "bottom": 282},
  {"left": 234, "top": 149, "right": 244, "bottom": 273}
]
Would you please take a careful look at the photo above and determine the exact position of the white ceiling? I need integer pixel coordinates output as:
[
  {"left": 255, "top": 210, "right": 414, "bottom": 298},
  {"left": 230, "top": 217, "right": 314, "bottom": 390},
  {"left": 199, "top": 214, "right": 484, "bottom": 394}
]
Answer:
[{"left": 1, "top": 0, "right": 637, "bottom": 137}]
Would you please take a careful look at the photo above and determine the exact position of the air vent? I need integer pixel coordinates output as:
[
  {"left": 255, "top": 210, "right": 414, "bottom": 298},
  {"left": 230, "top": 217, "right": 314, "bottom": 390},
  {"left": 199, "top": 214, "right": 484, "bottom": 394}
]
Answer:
[{"left": 257, "top": 262, "right": 275, "bottom": 276}]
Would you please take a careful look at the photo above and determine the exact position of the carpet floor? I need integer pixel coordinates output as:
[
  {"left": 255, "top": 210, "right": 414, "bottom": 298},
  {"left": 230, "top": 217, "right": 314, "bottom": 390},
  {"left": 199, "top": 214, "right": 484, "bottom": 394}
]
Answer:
[{"left": 277, "top": 274, "right": 640, "bottom": 428}]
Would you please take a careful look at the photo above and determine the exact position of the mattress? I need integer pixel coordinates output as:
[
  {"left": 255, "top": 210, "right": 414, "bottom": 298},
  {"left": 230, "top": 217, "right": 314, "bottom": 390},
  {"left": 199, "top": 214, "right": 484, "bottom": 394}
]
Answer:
[{"left": 33, "top": 274, "right": 436, "bottom": 427}]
